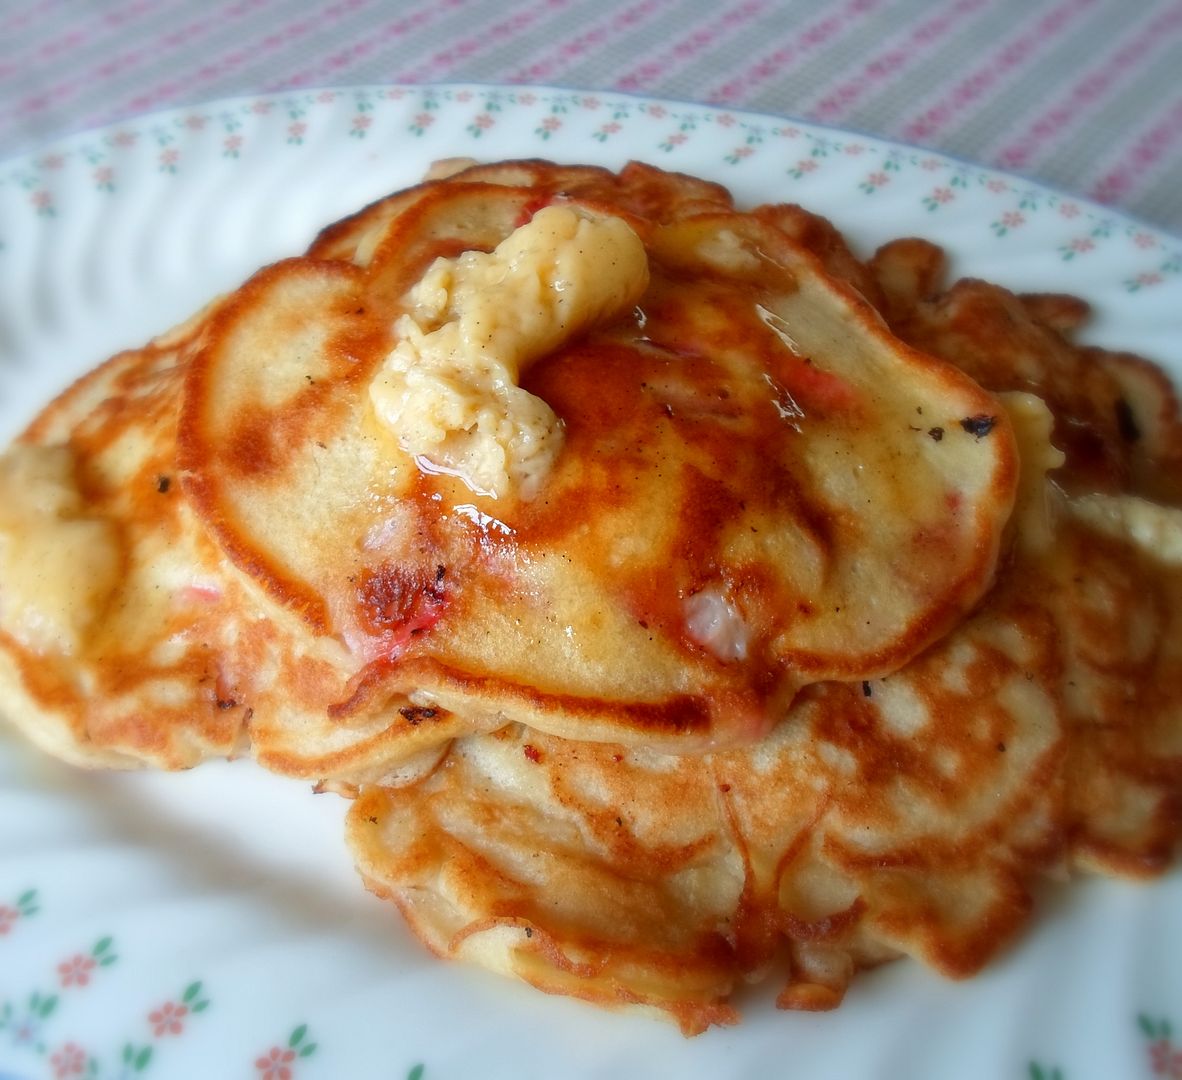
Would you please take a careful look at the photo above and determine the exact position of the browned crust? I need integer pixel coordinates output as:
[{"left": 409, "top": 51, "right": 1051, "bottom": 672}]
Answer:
[{"left": 178, "top": 257, "right": 376, "bottom": 631}]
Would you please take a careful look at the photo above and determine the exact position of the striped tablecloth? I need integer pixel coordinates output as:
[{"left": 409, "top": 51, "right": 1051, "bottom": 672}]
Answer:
[{"left": 1, "top": 0, "right": 1181, "bottom": 233}]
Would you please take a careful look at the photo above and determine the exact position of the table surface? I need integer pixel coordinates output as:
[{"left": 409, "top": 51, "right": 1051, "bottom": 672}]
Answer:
[{"left": 2, "top": 0, "right": 1181, "bottom": 235}]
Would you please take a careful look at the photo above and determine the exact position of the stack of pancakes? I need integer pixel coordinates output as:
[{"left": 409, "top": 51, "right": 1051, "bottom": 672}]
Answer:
[{"left": 1, "top": 160, "right": 1179, "bottom": 1034}]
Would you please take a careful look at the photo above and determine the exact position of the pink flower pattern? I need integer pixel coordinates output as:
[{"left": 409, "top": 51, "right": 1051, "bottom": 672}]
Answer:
[
  {"left": 57, "top": 953, "right": 97, "bottom": 988},
  {"left": 256, "top": 1045, "right": 298, "bottom": 1080},
  {"left": 1148, "top": 1036, "right": 1182, "bottom": 1078},
  {"left": 49, "top": 1042, "right": 87, "bottom": 1079},
  {"left": 0, "top": 904, "right": 19, "bottom": 934},
  {"left": 149, "top": 1000, "right": 189, "bottom": 1037},
  {"left": 0, "top": 894, "right": 320, "bottom": 1075}
]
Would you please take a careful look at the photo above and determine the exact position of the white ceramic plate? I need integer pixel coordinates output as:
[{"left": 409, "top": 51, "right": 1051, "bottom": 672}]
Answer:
[{"left": 0, "top": 86, "right": 1179, "bottom": 1080}]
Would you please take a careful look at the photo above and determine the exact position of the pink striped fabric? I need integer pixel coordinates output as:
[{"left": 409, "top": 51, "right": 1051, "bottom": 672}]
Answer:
[
  {"left": 612, "top": 0, "right": 769, "bottom": 93},
  {"left": 394, "top": 0, "right": 575, "bottom": 84},
  {"left": 803, "top": 0, "right": 991, "bottom": 120},
  {"left": 901, "top": 0, "right": 1099, "bottom": 142},
  {"left": 707, "top": 0, "right": 886, "bottom": 103},
  {"left": 508, "top": 0, "right": 674, "bottom": 85},
  {"left": 1, "top": 0, "right": 1180, "bottom": 232},
  {"left": 1090, "top": 96, "right": 1182, "bottom": 204},
  {"left": 994, "top": 4, "right": 1182, "bottom": 170}
]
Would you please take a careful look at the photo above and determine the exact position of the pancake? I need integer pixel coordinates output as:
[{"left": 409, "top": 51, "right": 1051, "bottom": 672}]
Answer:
[
  {"left": 345, "top": 526, "right": 1065, "bottom": 1032},
  {"left": 0, "top": 307, "right": 255, "bottom": 769},
  {"left": 306, "top": 160, "right": 736, "bottom": 268},
  {"left": 1, "top": 155, "right": 1180, "bottom": 1035},
  {"left": 345, "top": 396, "right": 1182, "bottom": 1031},
  {"left": 870, "top": 239, "right": 1182, "bottom": 503},
  {"left": 180, "top": 161, "right": 1019, "bottom": 780},
  {"left": 1056, "top": 494, "right": 1182, "bottom": 876}
]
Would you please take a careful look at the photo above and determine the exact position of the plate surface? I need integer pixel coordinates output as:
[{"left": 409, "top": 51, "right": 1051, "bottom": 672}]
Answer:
[{"left": 0, "top": 85, "right": 1179, "bottom": 1080}]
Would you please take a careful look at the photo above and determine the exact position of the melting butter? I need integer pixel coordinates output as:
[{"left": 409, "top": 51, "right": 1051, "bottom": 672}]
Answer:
[{"left": 369, "top": 204, "right": 649, "bottom": 499}]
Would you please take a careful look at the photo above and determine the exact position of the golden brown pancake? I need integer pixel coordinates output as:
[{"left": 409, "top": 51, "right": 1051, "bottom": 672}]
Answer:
[
  {"left": 346, "top": 539, "right": 1067, "bottom": 1033},
  {"left": 180, "top": 162, "right": 1019, "bottom": 781},
  {"left": 306, "top": 160, "right": 736, "bottom": 268},
  {"left": 1, "top": 156, "right": 1180, "bottom": 1038},
  {"left": 0, "top": 160, "right": 1021, "bottom": 782},
  {"left": 1055, "top": 495, "right": 1182, "bottom": 876},
  {"left": 870, "top": 238, "right": 1182, "bottom": 503},
  {"left": 0, "top": 307, "right": 255, "bottom": 769},
  {"left": 345, "top": 398, "right": 1182, "bottom": 1031}
]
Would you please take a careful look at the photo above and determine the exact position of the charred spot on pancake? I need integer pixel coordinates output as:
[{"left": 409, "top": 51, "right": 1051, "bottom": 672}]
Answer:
[
  {"left": 155, "top": 474, "right": 171, "bottom": 493},
  {"left": 960, "top": 414, "right": 998, "bottom": 439},
  {"left": 928, "top": 427, "right": 944, "bottom": 442},
  {"left": 398, "top": 705, "right": 438, "bottom": 725}
]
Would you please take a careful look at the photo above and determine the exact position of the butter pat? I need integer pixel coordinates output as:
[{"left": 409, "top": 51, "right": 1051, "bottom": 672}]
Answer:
[
  {"left": 0, "top": 444, "right": 120, "bottom": 655},
  {"left": 369, "top": 204, "right": 649, "bottom": 499}
]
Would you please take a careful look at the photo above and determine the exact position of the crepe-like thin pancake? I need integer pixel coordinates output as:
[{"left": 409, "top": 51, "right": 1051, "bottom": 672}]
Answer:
[
  {"left": 0, "top": 309, "right": 256, "bottom": 769},
  {"left": 181, "top": 162, "right": 1018, "bottom": 778},
  {"left": 346, "top": 419, "right": 1182, "bottom": 1031}
]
